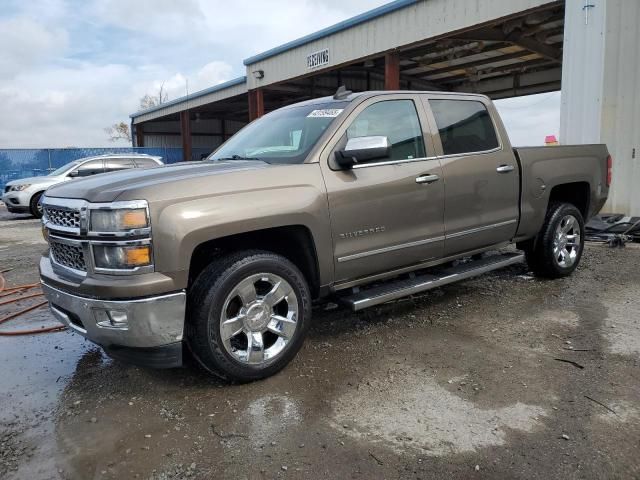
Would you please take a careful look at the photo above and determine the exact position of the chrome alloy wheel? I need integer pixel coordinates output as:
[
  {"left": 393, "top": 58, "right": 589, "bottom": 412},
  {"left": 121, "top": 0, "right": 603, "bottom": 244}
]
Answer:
[
  {"left": 553, "top": 214, "right": 581, "bottom": 268},
  {"left": 218, "top": 273, "right": 298, "bottom": 365}
]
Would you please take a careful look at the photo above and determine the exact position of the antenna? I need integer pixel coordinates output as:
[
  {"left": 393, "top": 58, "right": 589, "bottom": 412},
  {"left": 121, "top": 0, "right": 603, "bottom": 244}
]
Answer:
[{"left": 333, "top": 85, "right": 352, "bottom": 100}]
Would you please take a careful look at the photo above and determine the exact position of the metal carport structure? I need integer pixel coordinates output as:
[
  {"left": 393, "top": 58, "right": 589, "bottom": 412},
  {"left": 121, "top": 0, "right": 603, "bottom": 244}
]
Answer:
[{"left": 130, "top": 0, "right": 640, "bottom": 214}]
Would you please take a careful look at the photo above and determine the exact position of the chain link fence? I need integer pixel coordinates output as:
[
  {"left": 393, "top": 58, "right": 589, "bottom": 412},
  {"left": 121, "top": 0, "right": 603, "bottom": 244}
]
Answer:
[{"left": 0, "top": 147, "right": 214, "bottom": 191}]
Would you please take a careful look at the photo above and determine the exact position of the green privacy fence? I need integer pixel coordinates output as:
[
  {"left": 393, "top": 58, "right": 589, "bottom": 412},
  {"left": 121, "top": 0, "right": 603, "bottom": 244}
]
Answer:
[{"left": 0, "top": 147, "right": 214, "bottom": 190}]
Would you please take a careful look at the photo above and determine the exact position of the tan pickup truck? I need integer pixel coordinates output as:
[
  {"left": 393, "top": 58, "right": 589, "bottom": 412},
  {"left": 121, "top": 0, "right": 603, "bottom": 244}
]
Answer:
[{"left": 39, "top": 89, "right": 611, "bottom": 381}]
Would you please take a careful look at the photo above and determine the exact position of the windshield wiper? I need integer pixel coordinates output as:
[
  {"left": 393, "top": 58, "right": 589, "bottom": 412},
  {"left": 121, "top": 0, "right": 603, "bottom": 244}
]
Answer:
[{"left": 218, "top": 155, "right": 262, "bottom": 161}]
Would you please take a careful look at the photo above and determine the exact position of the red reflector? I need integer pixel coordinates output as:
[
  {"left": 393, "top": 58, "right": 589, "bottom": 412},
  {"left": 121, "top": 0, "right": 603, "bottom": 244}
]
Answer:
[{"left": 606, "top": 155, "right": 613, "bottom": 187}]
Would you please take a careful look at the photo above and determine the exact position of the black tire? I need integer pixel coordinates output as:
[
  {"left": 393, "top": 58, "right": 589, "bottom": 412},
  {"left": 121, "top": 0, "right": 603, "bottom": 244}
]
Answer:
[
  {"left": 186, "top": 250, "right": 312, "bottom": 382},
  {"left": 525, "top": 202, "right": 585, "bottom": 278},
  {"left": 29, "top": 191, "right": 44, "bottom": 218}
]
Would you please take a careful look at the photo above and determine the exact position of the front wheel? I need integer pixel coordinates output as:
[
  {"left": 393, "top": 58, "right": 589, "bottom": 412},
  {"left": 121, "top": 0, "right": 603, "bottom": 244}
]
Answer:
[
  {"left": 525, "top": 202, "right": 585, "bottom": 278},
  {"left": 30, "top": 191, "right": 44, "bottom": 218},
  {"left": 186, "top": 250, "right": 312, "bottom": 382}
]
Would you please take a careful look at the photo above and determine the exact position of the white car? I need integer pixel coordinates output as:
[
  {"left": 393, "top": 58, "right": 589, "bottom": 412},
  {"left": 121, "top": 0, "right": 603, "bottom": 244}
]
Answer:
[{"left": 2, "top": 154, "right": 163, "bottom": 218}]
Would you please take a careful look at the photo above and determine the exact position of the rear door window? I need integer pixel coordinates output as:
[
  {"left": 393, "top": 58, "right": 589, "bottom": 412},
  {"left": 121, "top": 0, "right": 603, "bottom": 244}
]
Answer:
[
  {"left": 429, "top": 99, "right": 499, "bottom": 155},
  {"left": 104, "top": 158, "right": 136, "bottom": 172},
  {"left": 133, "top": 158, "right": 160, "bottom": 168}
]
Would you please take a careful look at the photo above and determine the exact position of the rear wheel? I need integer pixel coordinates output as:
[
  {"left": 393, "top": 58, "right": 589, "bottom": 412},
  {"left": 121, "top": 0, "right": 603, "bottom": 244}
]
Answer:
[
  {"left": 186, "top": 250, "right": 311, "bottom": 382},
  {"left": 29, "top": 191, "right": 44, "bottom": 218},
  {"left": 525, "top": 202, "right": 585, "bottom": 278}
]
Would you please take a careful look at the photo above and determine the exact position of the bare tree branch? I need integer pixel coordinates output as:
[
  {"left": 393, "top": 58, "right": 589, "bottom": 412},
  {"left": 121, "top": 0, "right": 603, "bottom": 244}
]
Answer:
[
  {"left": 104, "top": 122, "right": 131, "bottom": 142},
  {"left": 106, "top": 84, "right": 168, "bottom": 142},
  {"left": 139, "top": 82, "right": 169, "bottom": 109}
]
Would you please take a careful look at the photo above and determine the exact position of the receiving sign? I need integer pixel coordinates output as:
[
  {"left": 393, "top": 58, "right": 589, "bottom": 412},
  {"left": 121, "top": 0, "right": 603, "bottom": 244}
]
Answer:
[{"left": 307, "top": 48, "right": 330, "bottom": 69}]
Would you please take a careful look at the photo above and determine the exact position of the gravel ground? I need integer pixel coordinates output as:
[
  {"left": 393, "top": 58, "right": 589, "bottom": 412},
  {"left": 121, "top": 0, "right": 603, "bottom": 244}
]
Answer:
[{"left": 1, "top": 203, "right": 639, "bottom": 479}]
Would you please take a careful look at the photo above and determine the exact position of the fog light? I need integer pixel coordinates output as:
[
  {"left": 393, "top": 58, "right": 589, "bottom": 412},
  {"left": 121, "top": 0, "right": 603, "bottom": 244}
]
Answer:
[{"left": 94, "top": 309, "right": 129, "bottom": 329}]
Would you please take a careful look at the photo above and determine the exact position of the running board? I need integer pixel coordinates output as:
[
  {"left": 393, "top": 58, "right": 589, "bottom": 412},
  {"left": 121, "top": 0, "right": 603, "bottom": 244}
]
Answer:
[{"left": 339, "top": 252, "right": 524, "bottom": 311}]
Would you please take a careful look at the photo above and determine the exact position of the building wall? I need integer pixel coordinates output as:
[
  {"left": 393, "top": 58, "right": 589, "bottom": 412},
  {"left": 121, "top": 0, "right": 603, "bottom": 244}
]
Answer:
[
  {"left": 246, "top": 0, "right": 559, "bottom": 89},
  {"left": 142, "top": 119, "right": 246, "bottom": 151},
  {"left": 560, "top": 0, "right": 640, "bottom": 215}
]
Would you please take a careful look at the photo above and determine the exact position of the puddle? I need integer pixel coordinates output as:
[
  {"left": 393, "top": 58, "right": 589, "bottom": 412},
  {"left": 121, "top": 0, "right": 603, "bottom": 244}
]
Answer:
[
  {"left": 241, "top": 394, "right": 302, "bottom": 447},
  {"left": 332, "top": 370, "right": 547, "bottom": 456}
]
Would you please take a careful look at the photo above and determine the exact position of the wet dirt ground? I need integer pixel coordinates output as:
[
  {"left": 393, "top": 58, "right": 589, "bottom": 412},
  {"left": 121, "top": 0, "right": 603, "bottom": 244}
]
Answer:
[{"left": 1, "top": 203, "right": 639, "bottom": 479}]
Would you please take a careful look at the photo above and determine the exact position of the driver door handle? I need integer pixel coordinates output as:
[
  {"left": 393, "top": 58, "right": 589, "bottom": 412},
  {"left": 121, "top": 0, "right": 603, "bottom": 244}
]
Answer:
[
  {"left": 415, "top": 174, "right": 440, "bottom": 184},
  {"left": 496, "top": 164, "right": 515, "bottom": 173}
]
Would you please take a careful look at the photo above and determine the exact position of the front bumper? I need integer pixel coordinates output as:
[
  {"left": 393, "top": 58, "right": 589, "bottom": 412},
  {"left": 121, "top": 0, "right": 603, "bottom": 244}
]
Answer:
[
  {"left": 42, "top": 282, "right": 186, "bottom": 368},
  {"left": 2, "top": 191, "right": 31, "bottom": 212}
]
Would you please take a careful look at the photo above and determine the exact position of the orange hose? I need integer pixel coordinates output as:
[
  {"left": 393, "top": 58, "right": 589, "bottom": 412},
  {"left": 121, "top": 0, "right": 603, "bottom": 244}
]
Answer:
[
  {"left": 0, "top": 283, "right": 40, "bottom": 297},
  {"left": 0, "top": 325, "right": 66, "bottom": 336},
  {"left": 0, "top": 273, "right": 66, "bottom": 335},
  {"left": 0, "top": 300, "right": 49, "bottom": 325},
  {"left": 0, "top": 292, "right": 44, "bottom": 306}
]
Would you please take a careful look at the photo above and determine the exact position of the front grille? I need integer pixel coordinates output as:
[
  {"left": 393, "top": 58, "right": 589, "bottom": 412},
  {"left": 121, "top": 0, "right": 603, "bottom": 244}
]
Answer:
[
  {"left": 50, "top": 240, "right": 86, "bottom": 272},
  {"left": 44, "top": 206, "right": 81, "bottom": 229}
]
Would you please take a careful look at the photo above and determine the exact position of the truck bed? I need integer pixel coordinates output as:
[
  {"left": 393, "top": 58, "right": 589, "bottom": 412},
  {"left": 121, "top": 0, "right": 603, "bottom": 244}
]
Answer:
[{"left": 513, "top": 144, "right": 610, "bottom": 241}]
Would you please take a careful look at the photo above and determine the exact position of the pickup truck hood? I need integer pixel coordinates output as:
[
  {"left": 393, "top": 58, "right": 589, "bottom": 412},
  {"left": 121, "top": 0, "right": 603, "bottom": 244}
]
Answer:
[{"left": 44, "top": 160, "right": 269, "bottom": 203}]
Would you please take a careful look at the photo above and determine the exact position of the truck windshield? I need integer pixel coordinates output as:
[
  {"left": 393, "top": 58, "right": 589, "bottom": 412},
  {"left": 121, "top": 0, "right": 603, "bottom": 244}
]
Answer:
[{"left": 208, "top": 102, "right": 348, "bottom": 164}]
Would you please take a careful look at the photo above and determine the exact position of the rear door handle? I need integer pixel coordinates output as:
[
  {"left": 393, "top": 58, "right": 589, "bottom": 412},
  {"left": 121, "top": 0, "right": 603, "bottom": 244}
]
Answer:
[
  {"left": 415, "top": 174, "right": 440, "bottom": 184},
  {"left": 496, "top": 165, "right": 515, "bottom": 173}
]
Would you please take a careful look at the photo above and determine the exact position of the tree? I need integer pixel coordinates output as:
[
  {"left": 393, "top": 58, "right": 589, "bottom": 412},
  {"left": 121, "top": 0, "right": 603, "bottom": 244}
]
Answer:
[
  {"left": 139, "top": 82, "right": 168, "bottom": 110},
  {"left": 104, "top": 84, "right": 168, "bottom": 143},
  {"left": 104, "top": 122, "right": 131, "bottom": 142}
]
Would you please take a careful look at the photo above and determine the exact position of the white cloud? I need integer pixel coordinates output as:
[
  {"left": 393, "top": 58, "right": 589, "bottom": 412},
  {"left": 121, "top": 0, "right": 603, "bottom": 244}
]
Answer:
[{"left": 0, "top": 17, "right": 68, "bottom": 78}]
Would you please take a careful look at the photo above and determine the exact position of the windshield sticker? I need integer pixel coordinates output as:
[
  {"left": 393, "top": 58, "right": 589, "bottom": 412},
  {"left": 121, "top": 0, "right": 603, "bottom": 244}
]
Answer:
[{"left": 307, "top": 109, "right": 343, "bottom": 118}]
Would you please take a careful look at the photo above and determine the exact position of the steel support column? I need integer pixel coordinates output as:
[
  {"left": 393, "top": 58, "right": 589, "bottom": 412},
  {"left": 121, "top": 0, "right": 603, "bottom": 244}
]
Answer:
[
  {"left": 384, "top": 51, "right": 400, "bottom": 90},
  {"left": 248, "top": 88, "right": 264, "bottom": 121},
  {"left": 135, "top": 124, "right": 144, "bottom": 148},
  {"left": 180, "top": 110, "right": 192, "bottom": 162}
]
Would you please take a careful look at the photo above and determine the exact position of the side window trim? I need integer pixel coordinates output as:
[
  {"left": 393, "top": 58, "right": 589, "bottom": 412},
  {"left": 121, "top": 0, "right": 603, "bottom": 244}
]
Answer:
[{"left": 421, "top": 96, "right": 503, "bottom": 158}]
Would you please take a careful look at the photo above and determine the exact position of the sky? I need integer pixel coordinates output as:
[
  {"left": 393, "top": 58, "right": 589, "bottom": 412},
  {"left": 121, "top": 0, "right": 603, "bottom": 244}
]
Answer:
[{"left": 0, "top": 0, "right": 560, "bottom": 148}]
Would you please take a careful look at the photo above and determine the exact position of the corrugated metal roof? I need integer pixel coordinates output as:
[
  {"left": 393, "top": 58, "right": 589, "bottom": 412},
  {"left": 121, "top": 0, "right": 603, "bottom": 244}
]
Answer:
[
  {"left": 242, "top": 0, "right": 418, "bottom": 66},
  {"left": 130, "top": 76, "right": 247, "bottom": 119}
]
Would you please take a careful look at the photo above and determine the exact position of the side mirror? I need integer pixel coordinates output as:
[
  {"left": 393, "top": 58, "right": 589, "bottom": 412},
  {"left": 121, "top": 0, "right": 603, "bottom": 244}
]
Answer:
[
  {"left": 335, "top": 136, "right": 390, "bottom": 169},
  {"left": 67, "top": 170, "right": 79, "bottom": 178}
]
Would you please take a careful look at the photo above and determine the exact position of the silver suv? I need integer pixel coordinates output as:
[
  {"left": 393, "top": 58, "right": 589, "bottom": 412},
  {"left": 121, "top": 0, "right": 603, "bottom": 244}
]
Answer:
[{"left": 2, "top": 153, "right": 163, "bottom": 218}]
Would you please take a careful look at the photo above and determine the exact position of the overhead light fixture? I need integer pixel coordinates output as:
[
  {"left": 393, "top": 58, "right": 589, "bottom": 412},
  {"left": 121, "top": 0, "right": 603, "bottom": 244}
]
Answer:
[
  {"left": 363, "top": 60, "right": 375, "bottom": 68},
  {"left": 253, "top": 70, "right": 265, "bottom": 79}
]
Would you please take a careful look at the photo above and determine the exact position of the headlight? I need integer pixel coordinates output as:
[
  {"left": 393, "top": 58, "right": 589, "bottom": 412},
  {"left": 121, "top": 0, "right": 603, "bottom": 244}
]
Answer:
[
  {"left": 93, "top": 244, "right": 152, "bottom": 269},
  {"left": 11, "top": 184, "right": 31, "bottom": 191},
  {"left": 91, "top": 208, "right": 149, "bottom": 232}
]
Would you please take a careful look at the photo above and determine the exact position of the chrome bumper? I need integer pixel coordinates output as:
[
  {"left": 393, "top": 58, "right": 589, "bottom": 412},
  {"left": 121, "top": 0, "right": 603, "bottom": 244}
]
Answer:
[{"left": 41, "top": 282, "right": 186, "bottom": 349}]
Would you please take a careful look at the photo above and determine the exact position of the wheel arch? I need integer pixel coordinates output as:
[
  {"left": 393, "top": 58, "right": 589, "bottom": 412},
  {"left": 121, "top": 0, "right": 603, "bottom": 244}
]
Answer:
[
  {"left": 547, "top": 182, "right": 590, "bottom": 219},
  {"left": 188, "top": 225, "right": 322, "bottom": 299}
]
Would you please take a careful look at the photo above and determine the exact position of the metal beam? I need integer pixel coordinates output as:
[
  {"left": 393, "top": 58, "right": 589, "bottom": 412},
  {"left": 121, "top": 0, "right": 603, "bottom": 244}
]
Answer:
[
  {"left": 453, "top": 29, "right": 562, "bottom": 63},
  {"left": 441, "top": 58, "right": 556, "bottom": 85},
  {"left": 452, "top": 66, "right": 562, "bottom": 95},
  {"left": 413, "top": 49, "right": 534, "bottom": 78}
]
